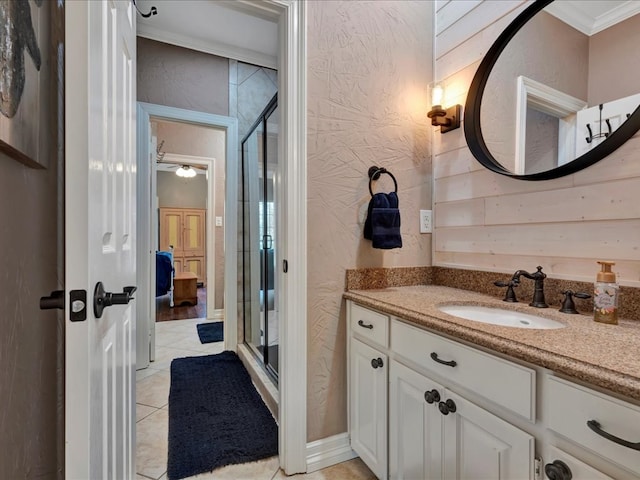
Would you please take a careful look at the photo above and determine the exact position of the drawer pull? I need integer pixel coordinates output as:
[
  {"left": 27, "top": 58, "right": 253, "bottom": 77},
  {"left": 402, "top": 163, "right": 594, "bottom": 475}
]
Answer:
[
  {"left": 587, "top": 420, "right": 640, "bottom": 451},
  {"left": 358, "top": 319, "right": 374, "bottom": 329},
  {"left": 371, "top": 357, "right": 384, "bottom": 369},
  {"left": 430, "top": 352, "right": 457, "bottom": 367}
]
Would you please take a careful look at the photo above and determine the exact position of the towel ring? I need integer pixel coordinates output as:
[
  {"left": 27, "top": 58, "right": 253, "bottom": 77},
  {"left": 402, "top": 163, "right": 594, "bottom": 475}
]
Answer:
[{"left": 368, "top": 166, "right": 398, "bottom": 196}]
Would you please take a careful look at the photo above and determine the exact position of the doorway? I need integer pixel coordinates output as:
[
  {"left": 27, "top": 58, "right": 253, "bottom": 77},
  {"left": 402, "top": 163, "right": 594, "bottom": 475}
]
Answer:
[
  {"left": 135, "top": 1, "right": 307, "bottom": 474},
  {"left": 153, "top": 119, "right": 226, "bottom": 324},
  {"left": 136, "top": 104, "right": 238, "bottom": 367}
]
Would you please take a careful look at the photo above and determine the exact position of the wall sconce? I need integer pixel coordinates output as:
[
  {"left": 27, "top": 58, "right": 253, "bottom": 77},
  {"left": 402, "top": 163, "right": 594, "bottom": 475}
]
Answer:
[
  {"left": 176, "top": 165, "right": 197, "bottom": 178},
  {"left": 427, "top": 84, "right": 461, "bottom": 134}
]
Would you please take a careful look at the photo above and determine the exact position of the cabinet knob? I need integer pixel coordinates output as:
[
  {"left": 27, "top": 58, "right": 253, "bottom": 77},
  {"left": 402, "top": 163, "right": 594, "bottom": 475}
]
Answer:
[
  {"left": 424, "top": 389, "right": 440, "bottom": 404},
  {"left": 544, "top": 460, "right": 572, "bottom": 480},
  {"left": 438, "top": 399, "right": 457, "bottom": 415},
  {"left": 370, "top": 357, "right": 384, "bottom": 369}
]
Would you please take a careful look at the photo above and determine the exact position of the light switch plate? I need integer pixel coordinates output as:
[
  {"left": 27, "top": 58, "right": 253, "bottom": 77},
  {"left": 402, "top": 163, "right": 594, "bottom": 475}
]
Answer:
[
  {"left": 419, "top": 209, "right": 432, "bottom": 233},
  {"left": 215, "top": 216, "right": 223, "bottom": 227}
]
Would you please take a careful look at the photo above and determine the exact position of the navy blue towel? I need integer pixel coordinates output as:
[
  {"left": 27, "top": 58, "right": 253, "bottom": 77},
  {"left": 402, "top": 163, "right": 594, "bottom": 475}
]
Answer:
[{"left": 364, "top": 192, "right": 402, "bottom": 249}]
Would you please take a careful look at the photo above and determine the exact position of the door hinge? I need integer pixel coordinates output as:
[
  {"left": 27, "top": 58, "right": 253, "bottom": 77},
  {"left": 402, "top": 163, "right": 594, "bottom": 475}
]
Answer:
[{"left": 534, "top": 456, "right": 543, "bottom": 480}]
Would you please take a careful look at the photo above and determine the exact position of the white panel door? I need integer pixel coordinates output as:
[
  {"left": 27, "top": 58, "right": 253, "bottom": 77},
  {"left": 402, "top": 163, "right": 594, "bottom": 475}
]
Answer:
[
  {"left": 65, "top": 1, "right": 136, "bottom": 478},
  {"left": 442, "top": 390, "right": 534, "bottom": 480},
  {"left": 390, "top": 361, "right": 443, "bottom": 480},
  {"left": 350, "top": 338, "right": 388, "bottom": 480}
]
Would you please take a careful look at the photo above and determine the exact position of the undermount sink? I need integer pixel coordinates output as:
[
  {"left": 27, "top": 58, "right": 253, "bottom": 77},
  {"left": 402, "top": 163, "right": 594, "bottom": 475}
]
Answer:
[{"left": 438, "top": 305, "right": 566, "bottom": 329}]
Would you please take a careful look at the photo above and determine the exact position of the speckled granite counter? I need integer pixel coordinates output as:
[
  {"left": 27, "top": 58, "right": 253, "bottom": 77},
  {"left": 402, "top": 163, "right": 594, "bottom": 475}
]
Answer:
[{"left": 344, "top": 285, "right": 640, "bottom": 401}]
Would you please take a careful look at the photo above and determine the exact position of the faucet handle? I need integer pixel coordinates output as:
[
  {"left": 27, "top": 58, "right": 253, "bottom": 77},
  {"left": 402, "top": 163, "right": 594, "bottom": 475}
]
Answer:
[
  {"left": 494, "top": 280, "right": 518, "bottom": 303},
  {"left": 559, "top": 290, "right": 591, "bottom": 314}
]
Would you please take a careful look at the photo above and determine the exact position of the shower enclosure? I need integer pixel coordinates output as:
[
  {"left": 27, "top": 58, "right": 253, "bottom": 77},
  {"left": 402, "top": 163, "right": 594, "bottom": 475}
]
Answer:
[{"left": 241, "top": 94, "right": 279, "bottom": 380}]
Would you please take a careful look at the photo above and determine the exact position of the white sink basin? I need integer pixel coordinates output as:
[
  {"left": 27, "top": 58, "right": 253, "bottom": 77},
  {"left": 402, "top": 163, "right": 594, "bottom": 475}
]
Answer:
[{"left": 438, "top": 305, "right": 566, "bottom": 329}]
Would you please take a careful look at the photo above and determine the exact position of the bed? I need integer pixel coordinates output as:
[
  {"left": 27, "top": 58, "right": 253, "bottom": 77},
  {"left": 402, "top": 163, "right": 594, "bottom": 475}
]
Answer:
[{"left": 156, "top": 246, "right": 175, "bottom": 307}]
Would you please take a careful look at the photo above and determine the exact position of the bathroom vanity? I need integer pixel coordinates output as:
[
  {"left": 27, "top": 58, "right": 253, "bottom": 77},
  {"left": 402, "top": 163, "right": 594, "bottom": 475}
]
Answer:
[{"left": 345, "top": 286, "right": 640, "bottom": 480}]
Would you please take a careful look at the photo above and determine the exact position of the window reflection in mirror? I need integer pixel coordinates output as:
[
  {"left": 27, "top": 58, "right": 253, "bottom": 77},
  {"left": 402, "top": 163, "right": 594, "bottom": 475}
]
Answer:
[{"left": 480, "top": 2, "right": 640, "bottom": 176}]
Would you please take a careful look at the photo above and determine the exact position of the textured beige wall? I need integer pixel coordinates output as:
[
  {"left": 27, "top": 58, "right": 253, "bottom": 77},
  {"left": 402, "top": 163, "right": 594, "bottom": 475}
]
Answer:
[
  {"left": 137, "top": 37, "right": 229, "bottom": 115},
  {"left": 0, "top": 1, "right": 64, "bottom": 474},
  {"left": 433, "top": 1, "right": 640, "bottom": 287},
  {"left": 306, "top": 0, "right": 433, "bottom": 441},
  {"left": 0, "top": 155, "right": 62, "bottom": 477}
]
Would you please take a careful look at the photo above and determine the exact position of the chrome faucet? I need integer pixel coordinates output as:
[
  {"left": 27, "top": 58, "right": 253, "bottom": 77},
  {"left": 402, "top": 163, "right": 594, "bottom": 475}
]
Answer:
[{"left": 511, "top": 266, "right": 548, "bottom": 308}]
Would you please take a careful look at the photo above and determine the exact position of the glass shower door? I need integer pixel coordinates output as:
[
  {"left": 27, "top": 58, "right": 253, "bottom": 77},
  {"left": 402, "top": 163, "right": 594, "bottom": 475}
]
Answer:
[{"left": 242, "top": 94, "right": 279, "bottom": 379}]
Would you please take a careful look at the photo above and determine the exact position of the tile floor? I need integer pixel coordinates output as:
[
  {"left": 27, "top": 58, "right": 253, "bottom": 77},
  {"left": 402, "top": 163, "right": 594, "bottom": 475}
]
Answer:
[{"left": 136, "top": 317, "right": 375, "bottom": 480}]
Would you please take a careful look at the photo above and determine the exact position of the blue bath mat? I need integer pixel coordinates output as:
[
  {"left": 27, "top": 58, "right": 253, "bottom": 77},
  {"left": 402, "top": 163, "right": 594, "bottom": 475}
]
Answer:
[
  {"left": 196, "top": 321, "right": 223, "bottom": 344},
  {"left": 167, "top": 351, "right": 278, "bottom": 479}
]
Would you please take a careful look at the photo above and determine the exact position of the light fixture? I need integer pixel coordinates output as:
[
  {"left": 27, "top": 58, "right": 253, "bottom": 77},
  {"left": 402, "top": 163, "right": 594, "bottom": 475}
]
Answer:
[
  {"left": 427, "top": 83, "right": 461, "bottom": 134},
  {"left": 175, "top": 165, "right": 197, "bottom": 178}
]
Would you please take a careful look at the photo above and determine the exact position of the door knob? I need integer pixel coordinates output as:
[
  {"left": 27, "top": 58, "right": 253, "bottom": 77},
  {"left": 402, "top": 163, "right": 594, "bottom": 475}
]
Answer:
[
  {"left": 544, "top": 460, "right": 572, "bottom": 480},
  {"left": 370, "top": 357, "right": 384, "bottom": 369},
  {"left": 93, "top": 282, "right": 137, "bottom": 318},
  {"left": 40, "top": 290, "right": 64, "bottom": 310},
  {"left": 424, "top": 389, "right": 440, "bottom": 404},
  {"left": 438, "top": 399, "right": 457, "bottom": 415}
]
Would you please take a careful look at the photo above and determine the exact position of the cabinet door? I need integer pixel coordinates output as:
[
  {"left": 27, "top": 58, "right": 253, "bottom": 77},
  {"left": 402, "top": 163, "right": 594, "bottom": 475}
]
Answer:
[
  {"left": 183, "top": 209, "right": 206, "bottom": 257},
  {"left": 350, "top": 338, "right": 388, "bottom": 480},
  {"left": 159, "top": 208, "right": 185, "bottom": 255},
  {"left": 442, "top": 390, "right": 534, "bottom": 480},
  {"left": 390, "top": 361, "right": 443, "bottom": 480}
]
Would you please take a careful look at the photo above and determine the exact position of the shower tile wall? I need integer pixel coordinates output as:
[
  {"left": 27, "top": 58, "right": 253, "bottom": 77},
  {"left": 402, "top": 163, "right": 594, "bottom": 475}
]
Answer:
[{"left": 229, "top": 59, "right": 278, "bottom": 343}]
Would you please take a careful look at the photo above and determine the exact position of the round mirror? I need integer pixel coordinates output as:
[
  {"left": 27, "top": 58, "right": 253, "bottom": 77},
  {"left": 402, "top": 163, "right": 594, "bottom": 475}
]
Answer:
[{"left": 464, "top": 0, "right": 640, "bottom": 180}]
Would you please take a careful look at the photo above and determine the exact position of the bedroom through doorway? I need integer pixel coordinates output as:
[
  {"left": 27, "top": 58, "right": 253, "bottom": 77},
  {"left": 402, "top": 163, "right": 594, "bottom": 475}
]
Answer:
[{"left": 153, "top": 118, "right": 226, "bottom": 324}]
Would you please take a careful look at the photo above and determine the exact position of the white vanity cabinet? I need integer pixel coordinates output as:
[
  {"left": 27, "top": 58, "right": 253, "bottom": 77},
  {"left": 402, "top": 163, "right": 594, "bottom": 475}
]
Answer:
[
  {"left": 347, "top": 297, "right": 640, "bottom": 480},
  {"left": 348, "top": 301, "right": 534, "bottom": 480},
  {"left": 388, "top": 341, "right": 533, "bottom": 480},
  {"left": 349, "top": 303, "right": 390, "bottom": 480}
]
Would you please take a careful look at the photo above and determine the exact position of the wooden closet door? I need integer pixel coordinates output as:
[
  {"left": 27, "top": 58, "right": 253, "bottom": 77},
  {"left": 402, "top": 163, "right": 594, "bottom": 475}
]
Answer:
[
  {"left": 159, "top": 208, "right": 206, "bottom": 285},
  {"left": 159, "top": 208, "right": 184, "bottom": 257},
  {"left": 182, "top": 209, "right": 206, "bottom": 257}
]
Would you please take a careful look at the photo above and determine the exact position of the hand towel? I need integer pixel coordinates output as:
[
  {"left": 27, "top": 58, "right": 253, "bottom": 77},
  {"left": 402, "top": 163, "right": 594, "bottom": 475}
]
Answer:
[{"left": 364, "top": 192, "right": 402, "bottom": 249}]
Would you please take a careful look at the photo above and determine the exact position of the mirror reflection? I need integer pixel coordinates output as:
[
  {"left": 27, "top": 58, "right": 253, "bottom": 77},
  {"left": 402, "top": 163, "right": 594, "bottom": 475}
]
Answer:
[{"left": 481, "top": 1, "right": 640, "bottom": 175}]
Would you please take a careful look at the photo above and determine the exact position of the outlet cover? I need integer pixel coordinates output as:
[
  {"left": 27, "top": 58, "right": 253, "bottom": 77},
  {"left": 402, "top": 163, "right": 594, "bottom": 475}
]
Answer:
[{"left": 419, "top": 209, "right": 432, "bottom": 233}]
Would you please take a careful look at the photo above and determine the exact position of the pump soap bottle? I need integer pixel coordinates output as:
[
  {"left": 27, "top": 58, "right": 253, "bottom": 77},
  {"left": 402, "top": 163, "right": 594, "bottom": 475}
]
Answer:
[{"left": 594, "top": 261, "right": 619, "bottom": 325}]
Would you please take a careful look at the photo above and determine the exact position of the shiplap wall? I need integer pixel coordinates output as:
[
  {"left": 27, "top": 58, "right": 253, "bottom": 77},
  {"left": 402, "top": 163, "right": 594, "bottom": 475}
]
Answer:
[{"left": 433, "top": 0, "right": 640, "bottom": 287}]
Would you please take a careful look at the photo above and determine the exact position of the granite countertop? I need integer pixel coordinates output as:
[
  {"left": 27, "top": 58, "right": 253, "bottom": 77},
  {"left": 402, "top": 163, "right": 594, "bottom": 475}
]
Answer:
[{"left": 344, "top": 285, "right": 640, "bottom": 401}]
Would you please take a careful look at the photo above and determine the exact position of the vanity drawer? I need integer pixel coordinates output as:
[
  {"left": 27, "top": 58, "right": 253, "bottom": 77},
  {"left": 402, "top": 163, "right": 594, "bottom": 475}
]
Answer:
[
  {"left": 391, "top": 319, "right": 535, "bottom": 421},
  {"left": 349, "top": 302, "right": 389, "bottom": 348},
  {"left": 544, "top": 445, "right": 613, "bottom": 480},
  {"left": 546, "top": 375, "right": 640, "bottom": 474}
]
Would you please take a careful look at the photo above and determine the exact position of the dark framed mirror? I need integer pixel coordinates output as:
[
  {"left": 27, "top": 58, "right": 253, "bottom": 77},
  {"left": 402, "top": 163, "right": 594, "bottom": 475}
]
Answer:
[{"left": 464, "top": 0, "right": 640, "bottom": 180}]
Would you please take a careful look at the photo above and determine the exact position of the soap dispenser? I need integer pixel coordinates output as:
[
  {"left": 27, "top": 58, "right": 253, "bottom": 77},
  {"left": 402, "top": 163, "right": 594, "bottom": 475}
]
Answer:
[{"left": 594, "top": 261, "right": 619, "bottom": 325}]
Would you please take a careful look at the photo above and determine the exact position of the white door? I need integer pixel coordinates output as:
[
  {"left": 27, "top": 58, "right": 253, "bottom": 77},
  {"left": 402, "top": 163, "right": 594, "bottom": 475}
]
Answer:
[
  {"left": 389, "top": 361, "right": 443, "bottom": 480},
  {"left": 350, "top": 338, "right": 388, "bottom": 480},
  {"left": 66, "top": 1, "right": 136, "bottom": 478},
  {"left": 442, "top": 390, "right": 534, "bottom": 480}
]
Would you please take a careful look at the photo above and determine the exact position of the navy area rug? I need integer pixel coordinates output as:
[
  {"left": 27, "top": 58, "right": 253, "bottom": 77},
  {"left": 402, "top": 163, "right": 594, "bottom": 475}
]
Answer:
[
  {"left": 196, "top": 321, "right": 223, "bottom": 344},
  {"left": 167, "top": 351, "right": 278, "bottom": 480}
]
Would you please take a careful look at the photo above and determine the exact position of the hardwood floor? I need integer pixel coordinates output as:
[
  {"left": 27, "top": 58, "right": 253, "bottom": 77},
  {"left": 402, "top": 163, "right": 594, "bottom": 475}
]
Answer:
[{"left": 156, "top": 287, "right": 207, "bottom": 321}]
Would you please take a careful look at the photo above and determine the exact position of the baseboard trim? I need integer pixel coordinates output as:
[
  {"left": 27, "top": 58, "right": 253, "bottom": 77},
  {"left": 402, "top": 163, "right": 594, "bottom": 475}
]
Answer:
[
  {"left": 306, "top": 432, "right": 357, "bottom": 473},
  {"left": 212, "top": 309, "right": 224, "bottom": 320}
]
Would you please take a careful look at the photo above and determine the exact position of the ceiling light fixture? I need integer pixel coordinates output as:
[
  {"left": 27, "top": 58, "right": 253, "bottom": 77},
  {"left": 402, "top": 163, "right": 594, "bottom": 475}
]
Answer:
[{"left": 175, "top": 165, "right": 197, "bottom": 178}]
